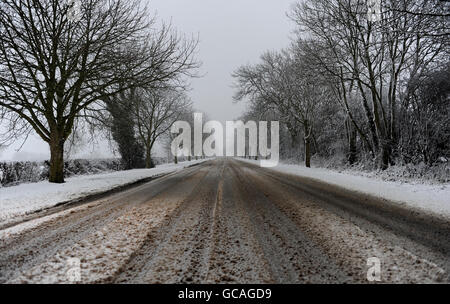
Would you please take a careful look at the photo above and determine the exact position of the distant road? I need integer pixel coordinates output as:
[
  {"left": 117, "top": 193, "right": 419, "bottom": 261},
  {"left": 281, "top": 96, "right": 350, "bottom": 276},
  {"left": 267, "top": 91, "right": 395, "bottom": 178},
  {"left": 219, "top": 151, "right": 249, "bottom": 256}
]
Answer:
[{"left": 1, "top": 158, "right": 449, "bottom": 283}]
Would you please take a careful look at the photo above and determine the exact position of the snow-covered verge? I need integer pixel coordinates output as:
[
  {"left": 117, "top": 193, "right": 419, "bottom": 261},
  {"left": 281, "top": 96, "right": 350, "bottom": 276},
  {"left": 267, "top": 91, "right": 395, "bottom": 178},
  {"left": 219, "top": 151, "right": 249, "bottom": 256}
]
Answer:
[
  {"left": 333, "top": 160, "right": 449, "bottom": 183},
  {"left": 281, "top": 155, "right": 449, "bottom": 183},
  {"left": 0, "top": 159, "right": 122, "bottom": 187},
  {"left": 0, "top": 157, "right": 171, "bottom": 187},
  {"left": 237, "top": 158, "right": 450, "bottom": 219},
  {"left": 9, "top": 197, "right": 180, "bottom": 283},
  {"left": 0, "top": 159, "right": 207, "bottom": 224}
]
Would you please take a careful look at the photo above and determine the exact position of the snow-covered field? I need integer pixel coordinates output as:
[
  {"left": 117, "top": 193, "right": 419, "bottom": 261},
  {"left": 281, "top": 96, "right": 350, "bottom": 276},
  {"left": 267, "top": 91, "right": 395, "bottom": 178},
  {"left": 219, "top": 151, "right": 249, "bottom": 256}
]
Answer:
[
  {"left": 238, "top": 158, "right": 450, "bottom": 219},
  {"left": 0, "top": 160, "right": 207, "bottom": 224}
]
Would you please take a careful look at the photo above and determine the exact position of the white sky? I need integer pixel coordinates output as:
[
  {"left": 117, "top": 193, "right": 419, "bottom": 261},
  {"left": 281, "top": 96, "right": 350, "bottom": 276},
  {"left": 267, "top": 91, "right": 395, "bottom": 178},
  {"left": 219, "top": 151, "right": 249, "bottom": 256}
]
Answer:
[{"left": 0, "top": 0, "right": 295, "bottom": 161}]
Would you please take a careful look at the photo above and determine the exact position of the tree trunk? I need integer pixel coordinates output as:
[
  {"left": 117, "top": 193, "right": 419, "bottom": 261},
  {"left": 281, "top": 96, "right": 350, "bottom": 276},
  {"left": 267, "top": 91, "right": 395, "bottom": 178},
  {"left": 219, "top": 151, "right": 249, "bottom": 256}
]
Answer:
[
  {"left": 145, "top": 145, "right": 155, "bottom": 168},
  {"left": 304, "top": 121, "right": 311, "bottom": 168},
  {"left": 304, "top": 137, "right": 311, "bottom": 168},
  {"left": 174, "top": 156, "right": 178, "bottom": 164},
  {"left": 380, "top": 140, "right": 391, "bottom": 170},
  {"left": 49, "top": 136, "right": 65, "bottom": 183},
  {"left": 357, "top": 82, "right": 380, "bottom": 152},
  {"left": 346, "top": 119, "right": 357, "bottom": 165},
  {"left": 145, "top": 155, "right": 154, "bottom": 168}
]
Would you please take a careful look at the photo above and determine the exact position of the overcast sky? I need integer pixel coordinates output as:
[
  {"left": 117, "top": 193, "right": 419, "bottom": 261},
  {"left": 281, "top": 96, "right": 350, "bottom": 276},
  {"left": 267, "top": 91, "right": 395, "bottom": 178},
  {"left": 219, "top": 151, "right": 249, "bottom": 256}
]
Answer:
[{"left": 0, "top": 0, "right": 295, "bottom": 161}]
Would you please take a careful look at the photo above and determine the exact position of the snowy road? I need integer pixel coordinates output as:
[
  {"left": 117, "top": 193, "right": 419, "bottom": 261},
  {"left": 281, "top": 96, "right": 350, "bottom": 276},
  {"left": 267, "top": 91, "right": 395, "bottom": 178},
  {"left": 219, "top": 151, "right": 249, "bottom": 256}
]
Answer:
[{"left": 0, "top": 159, "right": 449, "bottom": 283}]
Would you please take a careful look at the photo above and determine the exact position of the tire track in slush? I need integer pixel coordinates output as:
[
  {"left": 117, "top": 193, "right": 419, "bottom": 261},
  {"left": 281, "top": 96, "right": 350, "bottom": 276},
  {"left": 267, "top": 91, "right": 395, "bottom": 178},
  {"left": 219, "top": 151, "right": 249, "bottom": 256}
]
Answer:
[
  {"left": 234, "top": 159, "right": 449, "bottom": 283},
  {"left": 204, "top": 164, "right": 274, "bottom": 283},
  {"left": 0, "top": 163, "right": 208, "bottom": 283},
  {"left": 113, "top": 160, "right": 225, "bottom": 283},
  {"left": 116, "top": 159, "right": 349, "bottom": 283},
  {"left": 3, "top": 158, "right": 448, "bottom": 283},
  {"left": 203, "top": 167, "right": 224, "bottom": 281},
  {"left": 227, "top": 161, "right": 351, "bottom": 283}
]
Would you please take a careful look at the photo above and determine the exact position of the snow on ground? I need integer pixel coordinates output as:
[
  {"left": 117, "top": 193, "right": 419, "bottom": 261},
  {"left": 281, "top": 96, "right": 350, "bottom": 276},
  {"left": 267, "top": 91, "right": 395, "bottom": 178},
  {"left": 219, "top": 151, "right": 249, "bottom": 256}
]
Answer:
[
  {"left": 0, "top": 159, "right": 207, "bottom": 224},
  {"left": 10, "top": 196, "right": 181, "bottom": 283},
  {"left": 237, "top": 158, "right": 450, "bottom": 219},
  {"left": 0, "top": 201, "right": 100, "bottom": 241}
]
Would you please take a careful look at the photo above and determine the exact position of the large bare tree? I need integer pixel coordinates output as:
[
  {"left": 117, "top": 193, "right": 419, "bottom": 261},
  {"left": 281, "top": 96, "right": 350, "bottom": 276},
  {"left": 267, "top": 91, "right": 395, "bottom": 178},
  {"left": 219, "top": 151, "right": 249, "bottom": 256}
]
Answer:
[
  {"left": 233, "top": 46, "right": 332, "bottom": 168},
  {"left": 289, "top": 0, "right": 447, "bottom": 168},
  {"left": 0, "top": 0, "right": 199, "bottom": 182}
]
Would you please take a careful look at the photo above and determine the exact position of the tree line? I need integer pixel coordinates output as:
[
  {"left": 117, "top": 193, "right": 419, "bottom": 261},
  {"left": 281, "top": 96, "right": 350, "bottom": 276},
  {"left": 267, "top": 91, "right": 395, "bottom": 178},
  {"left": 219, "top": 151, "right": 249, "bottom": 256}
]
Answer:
[
  {"left": 233, "top": 0, "right": 449, "bottom": 169},
  {"left": 0, "top": 0, "right": 199, "bottom": 183}
]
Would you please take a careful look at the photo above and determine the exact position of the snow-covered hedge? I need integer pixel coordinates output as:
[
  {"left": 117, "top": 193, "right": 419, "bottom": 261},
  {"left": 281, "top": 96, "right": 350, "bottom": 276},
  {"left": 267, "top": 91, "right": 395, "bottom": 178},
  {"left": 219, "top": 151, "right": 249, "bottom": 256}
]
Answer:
[
  {"left": 0, "top": 161, "right": 46, "bottom": 187},
  {"left": 369, "top": 162, "right": 450, "bottom": 183},
  {"left": 0, "top": 159, "right": 121, "bottom": 187},
  {"left": 302, "top": 156, "right": 450, "bottom": 183},
  {"left": 0, "top": 157, "right": 169, "bottom": 187},
  {"left": 276, "top": 154, "right": 449, "bottom": 183}
]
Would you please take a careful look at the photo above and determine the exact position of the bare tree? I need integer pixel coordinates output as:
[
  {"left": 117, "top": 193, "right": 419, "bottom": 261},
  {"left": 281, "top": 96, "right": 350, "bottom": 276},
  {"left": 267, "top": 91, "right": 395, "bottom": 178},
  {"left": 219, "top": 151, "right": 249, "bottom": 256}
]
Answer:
[
  {"left": 233, "top": 45, "right": 332, "bottom": 167},
  {"left": 0, "top": 0, "right": 199, "bottom": 182},
  {"left": 133, "top": 88, "right": 192, "bottom": 168},
  {"left": 289, "top": 0, "right": 448, "bottom": 168}
]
